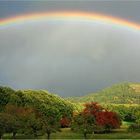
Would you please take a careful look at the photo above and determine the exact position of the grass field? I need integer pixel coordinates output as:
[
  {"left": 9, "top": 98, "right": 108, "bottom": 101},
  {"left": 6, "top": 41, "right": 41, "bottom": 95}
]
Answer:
[
  {"left": 3, "top": 122, "right": 140, "bottom": 139},
  {"left": 50, "top": 127, "right": 140, "bottom": 139}
]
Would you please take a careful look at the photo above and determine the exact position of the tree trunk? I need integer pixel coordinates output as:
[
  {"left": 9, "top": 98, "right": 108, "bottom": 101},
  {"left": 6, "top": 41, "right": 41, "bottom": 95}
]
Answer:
[
  {"left": 0, "top": 134, "right": 2, "bottom": 139},
  {"left": 84, "top": 128, "right": 87, "bottom": 139},
  {"left": 13, "top": 132, "right": 16, "bottom": 138},
  {"left": 34, "top": 133, "right": 38, "bottom": 138},
  {"left": 84, "top": 132, "right": 87, "bottom": 139},
  {"left": 47, "top": 132, "right": 50, "bottom": 139},
  {"left": 33, "top": 129, "right": 38, "bottom": 138}
]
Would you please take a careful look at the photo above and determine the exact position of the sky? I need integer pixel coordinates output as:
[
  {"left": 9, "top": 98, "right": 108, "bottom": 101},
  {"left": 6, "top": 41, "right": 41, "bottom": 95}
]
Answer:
[{"left": 0, "top": 1, "right": 140, "bottom": 97}]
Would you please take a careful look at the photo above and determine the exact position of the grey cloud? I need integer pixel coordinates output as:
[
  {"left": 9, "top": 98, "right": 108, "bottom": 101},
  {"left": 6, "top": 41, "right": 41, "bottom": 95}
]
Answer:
[{"left": 0, "top": 21, "right": 140, "bottom": 96}]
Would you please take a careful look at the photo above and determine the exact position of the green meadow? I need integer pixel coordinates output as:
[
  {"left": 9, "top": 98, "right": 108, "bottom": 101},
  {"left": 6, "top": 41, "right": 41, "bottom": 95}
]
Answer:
[{"left": 3, "top": 122, "right": 140, "bottom": 139}]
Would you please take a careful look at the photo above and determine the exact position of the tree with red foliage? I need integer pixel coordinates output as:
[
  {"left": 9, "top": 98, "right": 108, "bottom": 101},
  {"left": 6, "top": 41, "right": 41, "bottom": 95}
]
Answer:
[
  {"left": 84, "top": 102, "right": 121, "bottom": 133},
  {"left": 60, "top": 116, "right": 71, "bottom": 128},
  {"left": 95, "top": 111, "right": 121, "bottom": 132},
  {"left": 83, "top": 102, "right": 103, "bottom": 115}
]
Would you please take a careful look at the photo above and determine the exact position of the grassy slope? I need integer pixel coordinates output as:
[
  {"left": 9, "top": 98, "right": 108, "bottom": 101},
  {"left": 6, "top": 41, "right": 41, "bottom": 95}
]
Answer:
[{"left": 67, "top": 82, "right": 140, "bottom": 104}]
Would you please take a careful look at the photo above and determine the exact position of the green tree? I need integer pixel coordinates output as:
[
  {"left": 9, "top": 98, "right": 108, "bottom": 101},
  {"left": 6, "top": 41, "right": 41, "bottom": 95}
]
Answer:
[
  {"left": 4, "top": 104, "right": 22, "bottom": 137},
  {"left": 4, "top": 104, "right": 43, "bottom": 138},
  {"left": 71, "top": 112, "right": 95, "bottom": 139},
  {"left": 41, "top": 106, "right": 61, "bottom": 139},
  {"left": 0, "top": 113, "right": 7, "bottom": 139},
  {"left": 0, "top": 112, "right": 19, "bottom": 139},
  {"left": 0, "top": 86, "right": 15, "bottom": 111},
  {"left": 23, "top": 109, "right": 43, "bottom": 137}
]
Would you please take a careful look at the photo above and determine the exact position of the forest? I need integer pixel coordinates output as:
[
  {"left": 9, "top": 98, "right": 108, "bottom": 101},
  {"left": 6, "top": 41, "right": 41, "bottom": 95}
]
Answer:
[{"left": 0, "top": 83, "right": 140, "bottom": 139}]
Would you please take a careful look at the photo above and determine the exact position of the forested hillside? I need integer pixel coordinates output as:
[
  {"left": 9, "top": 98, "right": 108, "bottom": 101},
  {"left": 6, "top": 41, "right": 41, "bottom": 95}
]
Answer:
[
  {"left": 67, "top": 83, "right": 140, "bottom": 104},
  {"left": 0, "top": 86, "right": 73, "bottom": 117}
]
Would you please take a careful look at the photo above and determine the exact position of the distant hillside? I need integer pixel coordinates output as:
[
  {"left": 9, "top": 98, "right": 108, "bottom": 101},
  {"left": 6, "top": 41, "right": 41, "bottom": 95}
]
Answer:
[{"left": 67, "top": 82, "right": 140, "bottom": 104}]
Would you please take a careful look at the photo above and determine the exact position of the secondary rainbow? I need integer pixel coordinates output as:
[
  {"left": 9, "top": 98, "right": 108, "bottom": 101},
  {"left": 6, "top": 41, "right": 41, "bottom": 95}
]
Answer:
[{"left": 0, "top": 11, "right": 140, "bottom": 30}]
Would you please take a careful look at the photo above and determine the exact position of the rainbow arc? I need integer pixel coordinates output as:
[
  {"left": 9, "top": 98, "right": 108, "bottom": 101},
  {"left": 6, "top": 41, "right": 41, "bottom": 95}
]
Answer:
[{"left": 0, "top": 11, "right": 140, "bottom": 30}]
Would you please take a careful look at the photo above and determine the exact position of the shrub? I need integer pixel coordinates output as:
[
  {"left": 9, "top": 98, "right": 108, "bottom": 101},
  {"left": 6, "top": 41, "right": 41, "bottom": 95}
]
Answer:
[
  {"left": 128, "top": 123, "right": 140, "bottom": 133},
  {"left": 135, "top": 111, "right": 140, "bottom": 124}
]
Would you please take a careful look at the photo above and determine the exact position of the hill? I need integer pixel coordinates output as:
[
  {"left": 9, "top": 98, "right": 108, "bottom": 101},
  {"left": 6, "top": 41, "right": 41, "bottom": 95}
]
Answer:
[
  {"left": 0, "top": 86, "right": 73, "bottom": 117},
  {"left": 67, "top": 82, "right": 140, "bottom": 104}
]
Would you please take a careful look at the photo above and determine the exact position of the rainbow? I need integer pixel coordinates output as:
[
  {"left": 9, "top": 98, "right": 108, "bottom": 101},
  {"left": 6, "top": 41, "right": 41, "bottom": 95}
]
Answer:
[{"left": 0, "top": 11, "right": 140, "bottom": 31}]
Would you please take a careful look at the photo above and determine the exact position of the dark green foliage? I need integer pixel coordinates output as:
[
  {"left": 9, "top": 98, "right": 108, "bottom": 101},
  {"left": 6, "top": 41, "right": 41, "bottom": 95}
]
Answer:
[
  {"left": 0, "top": 86, "right": 15, "bottom": 111},
  {"left": 41, "top": 115, "right": 60, "bottom": 139},
  {"left": 0, "top": 113, "right": 9, "bottom": 138},
  {"left": 0, "top": 110, "right": 20, "bottom": 139},
  {"left": 104, "top": 104, "right": 140, "bottom": 122},
  {"left": 71, "top": 113, "right": 95, "bottom": 139},
  {"left": 3, "top": 104, "right": 42, "bottom": 138},
  {"left": 128, "top": 124, "right": 140, "bottom": 133},
  {"left": 12, "top": 90, "right": 73, "bottom": 119},
  {"left": 0, "top": 86, "right": 74, "bottom": 139},
  {"left": 0, "top": 86, "right": 73, "bottom": 120},
  {"left": 134, "top": 111, "right": 140, "bottom": 123},
  {"left": 1, "top": 104, "right": 61, "bottom": 139}
]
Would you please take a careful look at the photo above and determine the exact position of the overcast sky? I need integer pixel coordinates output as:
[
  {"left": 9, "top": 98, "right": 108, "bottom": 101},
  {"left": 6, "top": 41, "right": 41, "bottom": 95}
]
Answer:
[{"left": 0, "top": 1, "right": 140, "bottom": 97}]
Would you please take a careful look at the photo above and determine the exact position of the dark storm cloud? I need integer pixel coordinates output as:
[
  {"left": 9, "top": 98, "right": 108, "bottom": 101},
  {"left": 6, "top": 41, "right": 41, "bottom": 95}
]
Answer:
[
  {"left": 0, "top": 1, "right": 140, "bottom": 96},
  {"left": 0, "top": 21, "right": 140, "bottom": 96}
]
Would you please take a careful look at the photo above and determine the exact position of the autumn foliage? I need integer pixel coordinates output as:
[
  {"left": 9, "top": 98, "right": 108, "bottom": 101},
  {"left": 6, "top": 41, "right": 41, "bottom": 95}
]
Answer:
[
  {"left": 83, "top": 102, "right": 121, "bottom": 130},
  {"left": 60, "top": 116, "right": 71, "bottom": 128},
  {"left": 83, "top": 102, "right": 103, "bottom": 115},
  {"left": 95, "top": 111, "right": 121, "bottom": 129},
  {"left": 72, "top": 102, "right": 121, "bottom": 134}
]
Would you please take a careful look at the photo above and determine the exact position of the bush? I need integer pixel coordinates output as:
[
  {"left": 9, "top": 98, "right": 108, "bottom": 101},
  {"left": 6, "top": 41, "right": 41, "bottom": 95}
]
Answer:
[
  {"left": 135, "top": 111, "right": 140, "bottom": 123},
  {"left": 104, "top": 104, "right": 140, "bottom": 122},
  {"left": 128, "top": 123, "right": 140, "bottom": 133},
  {"left": 94, "top": 125, "right": 105, "bottom": 134}
]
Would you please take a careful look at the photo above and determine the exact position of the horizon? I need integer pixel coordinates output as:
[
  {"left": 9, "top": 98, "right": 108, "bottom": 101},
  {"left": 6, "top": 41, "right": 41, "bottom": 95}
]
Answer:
[{"left": 0, "top": 81, "right": 138, "bottom": 97}]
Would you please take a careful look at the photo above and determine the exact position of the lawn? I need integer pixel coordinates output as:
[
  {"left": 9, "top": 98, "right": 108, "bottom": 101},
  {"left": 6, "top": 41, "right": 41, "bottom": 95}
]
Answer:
[
  {"left": 50, "top": 126, "right": 140, "bottom": 139},
  {"left": 3, "top": 122, "right": 140, "bottom": 139}
]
